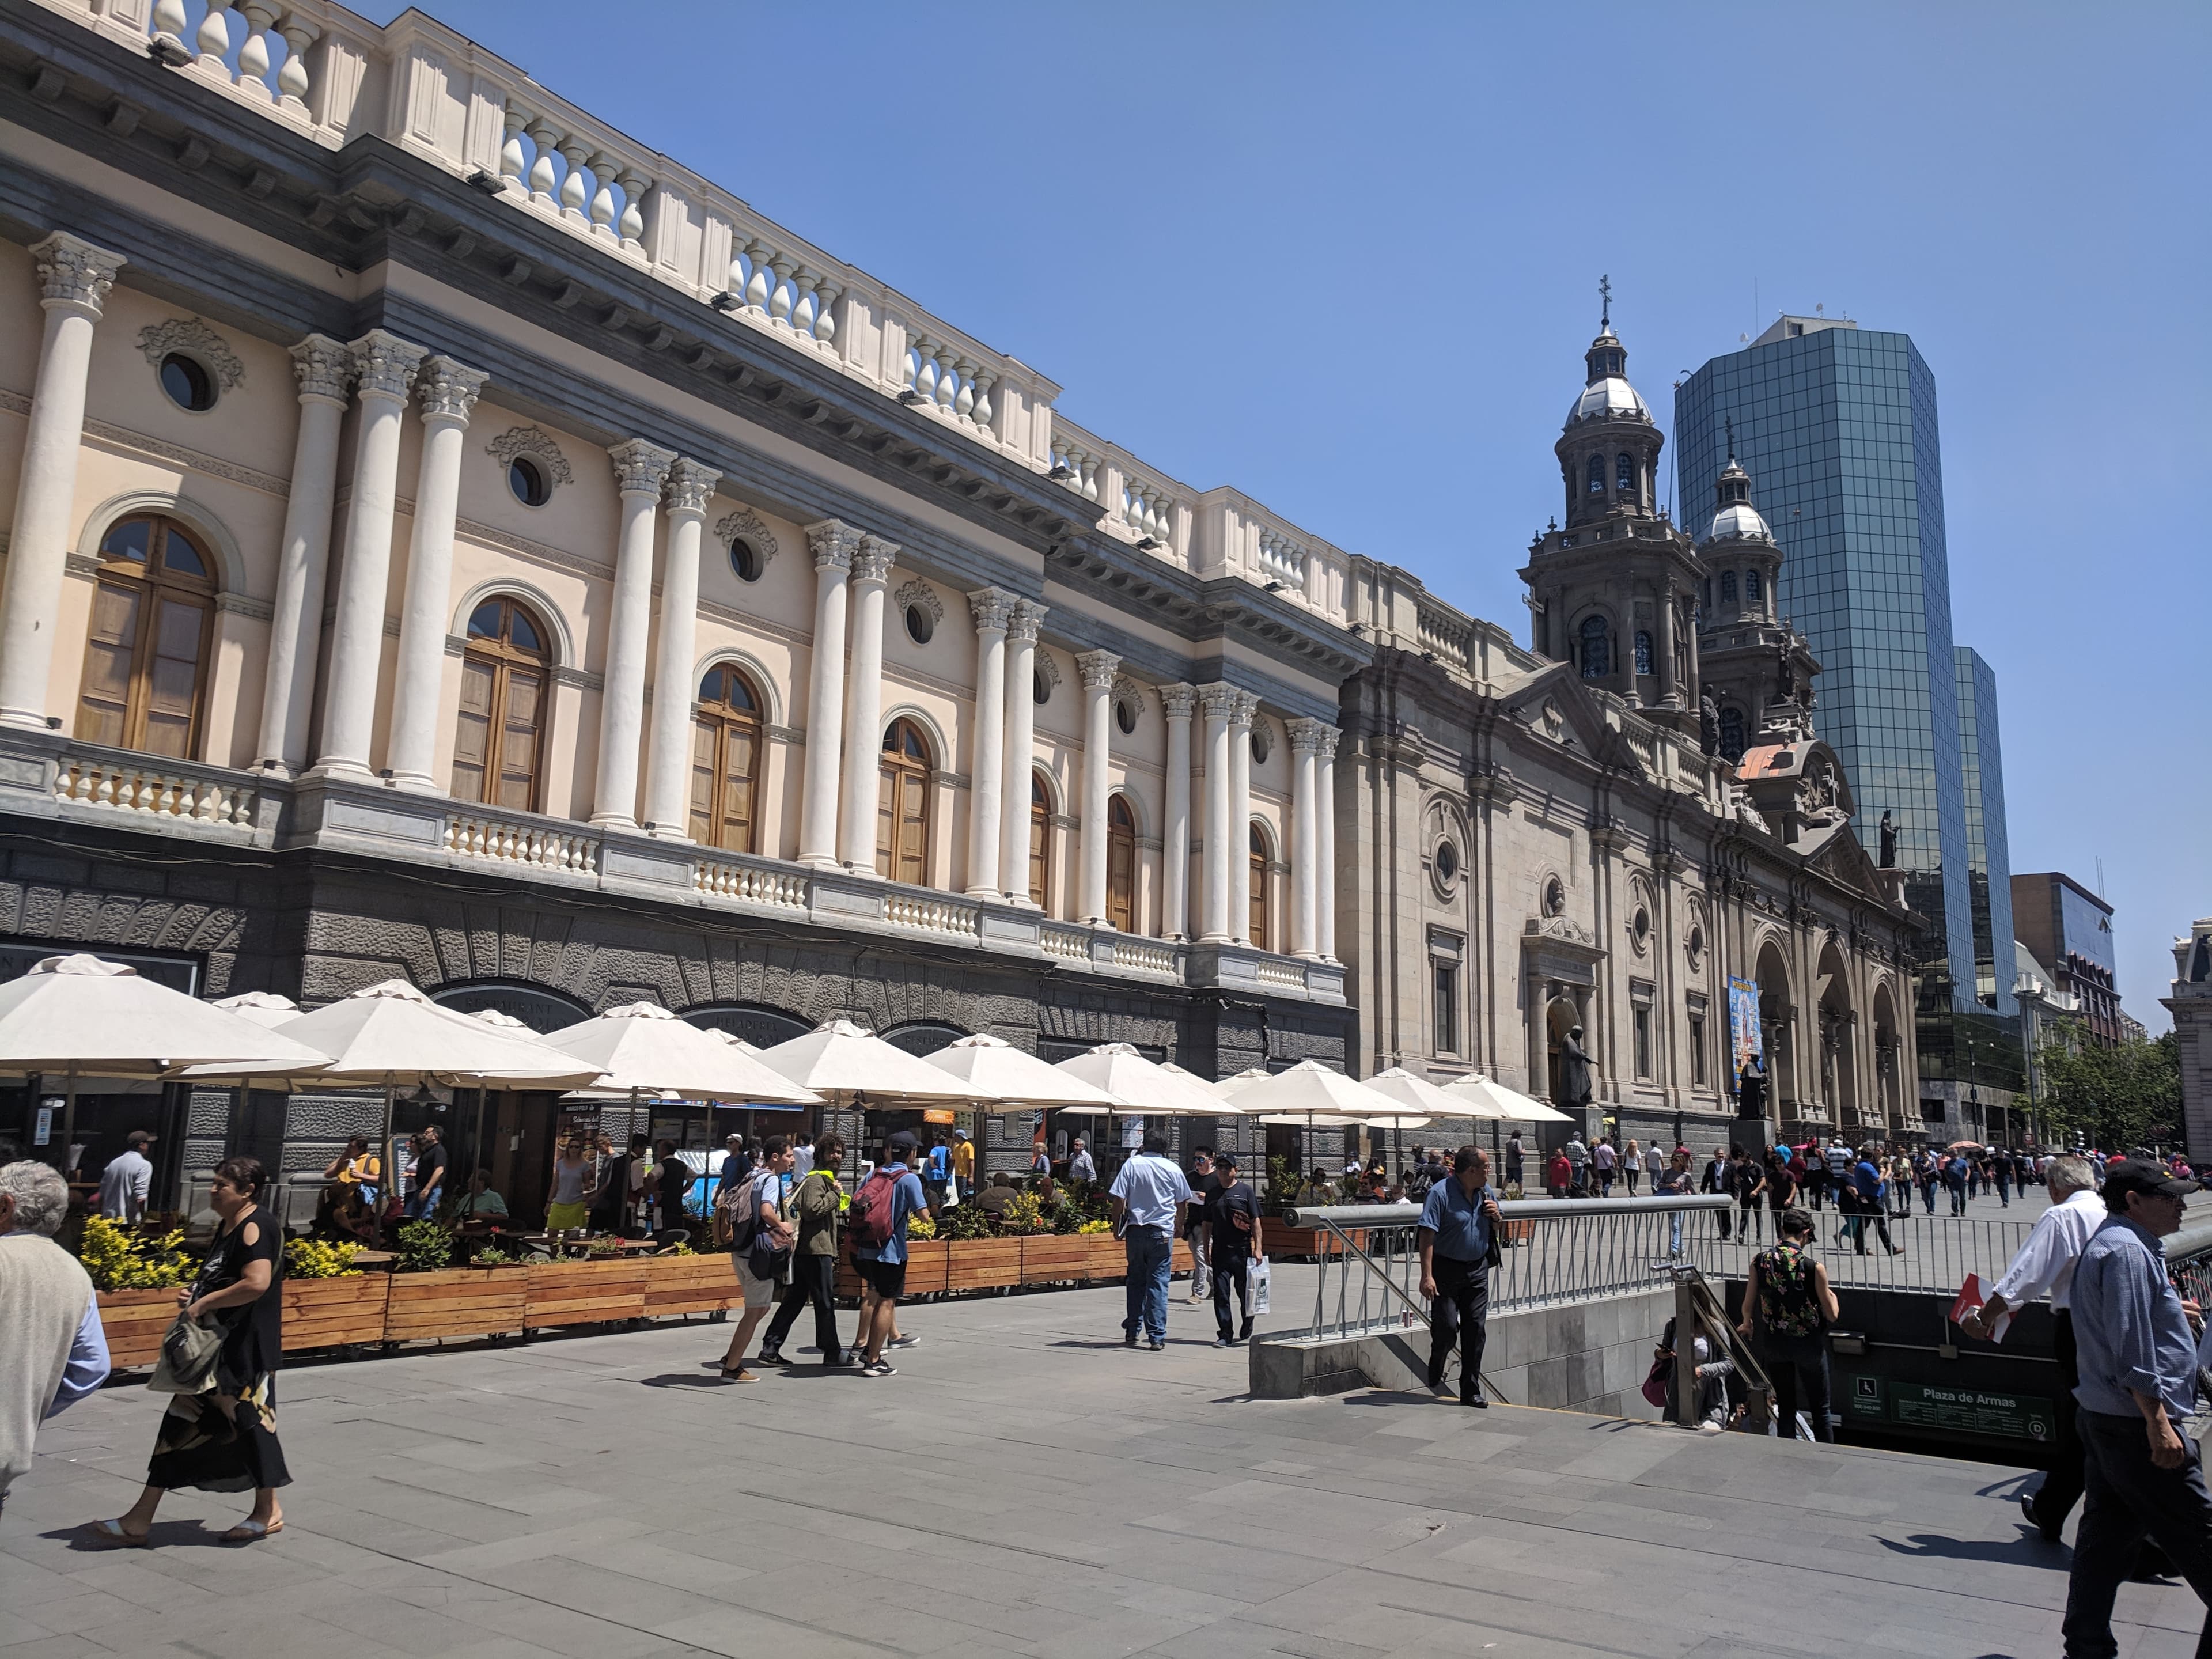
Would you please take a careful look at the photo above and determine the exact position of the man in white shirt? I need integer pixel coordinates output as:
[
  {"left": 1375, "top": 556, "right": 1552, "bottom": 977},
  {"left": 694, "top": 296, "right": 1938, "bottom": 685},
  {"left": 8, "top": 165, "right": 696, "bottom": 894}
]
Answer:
[
  {"left": 96, "top": 1131, "right": 154, "bottom": 1223},
  {"left": 1960, "top": 1154, "right": 2105, "bottom": 1541},
  {"left": 1109, "top": 1132, "right": 1193, "bottom": 1351}
]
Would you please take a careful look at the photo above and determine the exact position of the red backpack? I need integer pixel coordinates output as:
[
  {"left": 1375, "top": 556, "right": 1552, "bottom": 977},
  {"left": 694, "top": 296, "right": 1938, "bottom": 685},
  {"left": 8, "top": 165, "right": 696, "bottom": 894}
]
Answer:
[{"left": 846, "top": 1169, "right": 899, "bottom": 1251}]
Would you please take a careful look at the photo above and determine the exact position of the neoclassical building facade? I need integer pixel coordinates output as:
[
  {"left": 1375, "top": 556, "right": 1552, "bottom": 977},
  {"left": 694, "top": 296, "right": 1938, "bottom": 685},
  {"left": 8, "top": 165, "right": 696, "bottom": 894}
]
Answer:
[{"left": 0, "top": 0, "right": 1920, "bottom": 1202}]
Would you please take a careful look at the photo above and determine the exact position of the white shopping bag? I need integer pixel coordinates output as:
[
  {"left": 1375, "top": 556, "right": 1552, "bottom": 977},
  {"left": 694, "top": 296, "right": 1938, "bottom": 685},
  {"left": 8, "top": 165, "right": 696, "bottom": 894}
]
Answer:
[{"left": 1247, "top": 1256, "right": 1271, "bottom": 1315}]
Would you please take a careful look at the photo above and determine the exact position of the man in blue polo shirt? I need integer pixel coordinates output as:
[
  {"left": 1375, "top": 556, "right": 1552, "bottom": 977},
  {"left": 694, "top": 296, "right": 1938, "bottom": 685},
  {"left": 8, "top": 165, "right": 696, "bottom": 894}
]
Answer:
[
  {"left": 1110, "top": 1131, "right": 1192, "bottom": 1351},
  {"left": 1418, "top": 1145, "right": 1504, "bottom": 1408}
]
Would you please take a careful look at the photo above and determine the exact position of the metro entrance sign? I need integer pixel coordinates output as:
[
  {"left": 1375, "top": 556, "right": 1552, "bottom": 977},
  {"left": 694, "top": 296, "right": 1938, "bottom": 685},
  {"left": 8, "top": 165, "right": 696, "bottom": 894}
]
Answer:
[{"left": 1844, "top": 1373, "right": 2054, "bottom": 1442}]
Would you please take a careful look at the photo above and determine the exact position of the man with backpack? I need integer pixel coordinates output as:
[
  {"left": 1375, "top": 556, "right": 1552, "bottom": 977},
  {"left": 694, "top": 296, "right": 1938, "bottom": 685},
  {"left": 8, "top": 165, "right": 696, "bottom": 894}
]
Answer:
[
  {"left": 1737, "top": 1206, "right": 1840, "bottom": 1441},
  {"left": 759, "top": 1131, "right": 850, "bottom": 1369},
  {"left": 717, "top": 1135, "right": 796, "bottom": 1382},
  {"left": 846, "top": 1131, "right": 929, "bottom": 1378}
]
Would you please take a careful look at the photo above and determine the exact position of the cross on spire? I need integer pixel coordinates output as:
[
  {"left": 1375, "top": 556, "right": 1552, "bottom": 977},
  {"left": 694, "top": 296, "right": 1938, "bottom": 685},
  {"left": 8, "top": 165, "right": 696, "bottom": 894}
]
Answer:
[{"left": 1599, "top": 274, "right": 1612, "bottom": 329}]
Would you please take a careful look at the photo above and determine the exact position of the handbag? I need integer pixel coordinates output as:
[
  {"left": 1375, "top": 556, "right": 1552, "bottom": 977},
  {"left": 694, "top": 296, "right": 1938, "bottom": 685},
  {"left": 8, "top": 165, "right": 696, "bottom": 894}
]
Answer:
[
  {"left": 1247, "top": 1256, "right": 1271, "bottom": 1315},
  {"left": 148, "top": 1309, "right": 222, "bottom": 1396}
]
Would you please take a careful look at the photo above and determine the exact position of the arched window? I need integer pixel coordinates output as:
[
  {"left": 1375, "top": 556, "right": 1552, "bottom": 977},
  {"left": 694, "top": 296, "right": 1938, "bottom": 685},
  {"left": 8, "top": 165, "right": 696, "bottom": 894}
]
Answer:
[
  {"left": 1634, "top": 630, "right": 1653, "bottom": 676},
  {"left": 1719, "top": 570, "right": 1738, "bottom": 605},
  {"left": 1578, "top": 615, "right": 1610, "bottom": 680},
  {"left": 1745, "top": 569, "right": 1764, "bottom": 605},
  {"left": 688, "top": 663, "right": 764, "bottom": 851},
  {"left": 1028, "top": 771, "right": 1051, "bottom": 908},
  {"left": 1248, "top": 824, "right": 1270, "bottom": 951},
  {"left": 1107, "top": 794, "right": 1137, "bottom": 933},
  {"left": 876, "top": 718, "right": 932, "bottom": 885},
  {"left": 452, "top": 597, "right": 550, "bottom": 810},
  {"left": 1718, "top": 707, "right": 1746, "bottom": 763},
  {"left": 1616, "top": 452, "right": 1635, "bottom": 496},
  {"left": 74, "top": 516, "right": 217, "bottom": 759},
  {"left": 1585, "top": 454, "right": 1605, "bottom": 494}
]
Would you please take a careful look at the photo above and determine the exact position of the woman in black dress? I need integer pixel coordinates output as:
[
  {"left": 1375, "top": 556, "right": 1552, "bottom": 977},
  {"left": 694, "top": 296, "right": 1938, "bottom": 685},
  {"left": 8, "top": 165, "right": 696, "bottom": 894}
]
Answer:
[{"left": 84, "top": 1155, "right": 290, "bottom": 1546}]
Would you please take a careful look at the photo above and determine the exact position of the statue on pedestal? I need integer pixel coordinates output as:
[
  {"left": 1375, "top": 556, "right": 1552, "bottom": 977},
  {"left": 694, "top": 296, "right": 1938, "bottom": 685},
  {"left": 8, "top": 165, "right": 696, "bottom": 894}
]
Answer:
[
  {"left": 1878, "top": 810, "right": 1897, "bottom": 869},
  {"left": 1558, "top": 1025, "right": 1593, "bottom": 1111}
]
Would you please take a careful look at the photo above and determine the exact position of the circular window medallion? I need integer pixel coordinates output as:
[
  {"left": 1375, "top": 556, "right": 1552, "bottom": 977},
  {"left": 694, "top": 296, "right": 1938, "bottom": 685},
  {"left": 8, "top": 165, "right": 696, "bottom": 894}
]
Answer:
[
  {"left": 1434, "top": 839, "right": 1460, "bottom": 889},
  {"left": 1687, "top": 926, "right": 1706, "bottom": 971},
  {"left": 904, "top": 604, "right": 934, "bottom": 645},
  {"left": 1631, "top": 907, "right": 1653, "bottom": 952},
  {"left": 508, "top": 456, "right": 551, "bottom": 507},
  {"left": 1114, "top": 698, "right": 1137, "bottom": 735},
  {"left": 730, "top": 539, "right": 762, "bottom": 583},
  {"left": 1033, "top": 669, "right": 1050, "bottom": 706},
  {"left": 1250, "top": 722, "right": 1272, "bottom": 764},
  {"left": 159, "top": 353, "right": 215, "bottom": 412}
]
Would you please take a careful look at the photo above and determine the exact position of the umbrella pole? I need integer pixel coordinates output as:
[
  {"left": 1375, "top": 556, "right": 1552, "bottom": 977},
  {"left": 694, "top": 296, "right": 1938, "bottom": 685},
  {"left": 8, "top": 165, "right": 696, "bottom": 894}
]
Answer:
[
  {"left": 378, "top": 1076, "right": 396, "bottom": 1249},
  {"left": 62, "top": 1065, "right": 78, "bottom": 1183}
]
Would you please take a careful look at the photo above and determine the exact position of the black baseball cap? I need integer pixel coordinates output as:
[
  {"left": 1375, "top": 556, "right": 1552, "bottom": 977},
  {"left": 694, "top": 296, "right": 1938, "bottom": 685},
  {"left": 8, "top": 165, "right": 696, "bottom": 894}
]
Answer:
[
  {"left": 886, "top": 1130, "right": 921, "bottom": 1153},
  {"left": 2104, "top": 1159, "right": 2200, "bottom": 1206},
  {"left": 1214, "top": 1152, "right": 1239, "bottom": 1171}
]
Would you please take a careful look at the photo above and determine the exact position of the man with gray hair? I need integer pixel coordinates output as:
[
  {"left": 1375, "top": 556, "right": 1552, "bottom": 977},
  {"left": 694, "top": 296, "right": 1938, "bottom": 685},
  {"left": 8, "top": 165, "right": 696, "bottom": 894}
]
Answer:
[
  {"left": 0, "top": 1161, "right": 110, "bottom": 1510},
  {"left": 1961, "top": 1153, "right": 2104, "bottom": 1540}
]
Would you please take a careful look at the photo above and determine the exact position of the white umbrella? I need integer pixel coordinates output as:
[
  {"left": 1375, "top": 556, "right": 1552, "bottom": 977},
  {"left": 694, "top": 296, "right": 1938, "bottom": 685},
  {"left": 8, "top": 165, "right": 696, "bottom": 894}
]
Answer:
[
  {"left": 1052, "top": 1043, "right": 1230, "bottom": 1118},
  {"left": 1445, "top": 1073, "right": 1574, "bottom": 1123},
  {"left": 210, "top": 990, "right": 302, "bottom": 1030},
  {"left": 1231, "top": 1059, "right": 1410, "bottom": 1123},
  {"left": 541, "top": 1003, "right": 821, "bottom": 1105},
  {"left": 0, "top": 954, "right": 331, "bottom": 1159},
  {"left": 752, "top": 1018, "right": 975, "bottom": 1103},
  {"left": 1210, "top": 1067, "right": 1272, "bottom": 1100},
  {"left": 926, "top": 1035, "right": 1118, "bottom": 1108}
]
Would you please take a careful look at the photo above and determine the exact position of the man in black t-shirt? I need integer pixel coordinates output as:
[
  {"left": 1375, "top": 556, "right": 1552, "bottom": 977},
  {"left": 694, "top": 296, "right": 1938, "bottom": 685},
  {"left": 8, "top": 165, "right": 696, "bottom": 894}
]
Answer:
[
  {"left": 1202, "top": 1153, "right": 1266, "bottom": 1346},
  {"left": 1185, "top": 1149, "right": 1220, "bottom": 1305},
  {"left": 652, "top": 1138, "right": 693, "bottom": 1235},
  {"left": 404, "top": 1127, "right": 447, "bottom": 1219}
]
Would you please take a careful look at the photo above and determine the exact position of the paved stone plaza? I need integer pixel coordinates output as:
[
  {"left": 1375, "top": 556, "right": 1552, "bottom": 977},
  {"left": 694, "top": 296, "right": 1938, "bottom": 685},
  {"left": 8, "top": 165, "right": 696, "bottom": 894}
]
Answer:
[{"left": 5, "top": 1250, "right": 2205, "bottom": 1659}]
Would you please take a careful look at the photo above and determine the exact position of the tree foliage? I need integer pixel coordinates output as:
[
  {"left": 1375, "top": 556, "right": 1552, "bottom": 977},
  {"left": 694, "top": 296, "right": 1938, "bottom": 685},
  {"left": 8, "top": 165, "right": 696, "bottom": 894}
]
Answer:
[{"left": 2037, "top": 1031, "right": 2183, "bottom": 1152}]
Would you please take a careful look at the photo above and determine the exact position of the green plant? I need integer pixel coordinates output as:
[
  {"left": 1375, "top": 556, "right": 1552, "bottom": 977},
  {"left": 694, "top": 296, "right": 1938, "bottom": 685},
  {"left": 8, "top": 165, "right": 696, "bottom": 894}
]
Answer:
[
  {"left": 998, "top": 1191, "right": 1046, "bottom": 1236},
  {"left": 906, "top": 1213, "right": 938, "bottom": 1241},
  {"left": 392, "top": 1219, "right": 456, "bottom": 1273},
  {"left": 1076, "top": 1218, "right": 1113, "bottom": 1236},
  {"left": 582, "top": 1234, "right": 626, "bottom": 1258},
  {"left": 77, "top": 1215, "right": 192, "bottom": 1290},
  {"left": 1046, "top": 1198, "right": 1083, "bottom": 1235},
  {"left": 1264, "top": 1156, "right": 1299, "bottom": 1215},
  {"left": 283, "top": 1237, "right": 363, "bottom": 1279},
  {"left": 937, "top": 1202, "right": 994, "bottom": 1240}
]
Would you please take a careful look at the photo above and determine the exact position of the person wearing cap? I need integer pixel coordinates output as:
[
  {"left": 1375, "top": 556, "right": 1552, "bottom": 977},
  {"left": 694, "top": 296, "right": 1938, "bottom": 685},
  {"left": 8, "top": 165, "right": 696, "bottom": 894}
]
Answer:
[
  {"left": 2061, "top": 1159, "right": 2212, "bottom": 1656},
  {"left": 847, "top": 1131, "right": 929, "bottom": 1379},
  {"left": 1201, "top": 1152, "right": 1264, "bottom": 1345},
  {"left": 1961, "top": 1154, "right": 2103, "bottom": 1541},
  {"left": 1109, "top": 1131, "right": 1193, "bottom": 1351}
]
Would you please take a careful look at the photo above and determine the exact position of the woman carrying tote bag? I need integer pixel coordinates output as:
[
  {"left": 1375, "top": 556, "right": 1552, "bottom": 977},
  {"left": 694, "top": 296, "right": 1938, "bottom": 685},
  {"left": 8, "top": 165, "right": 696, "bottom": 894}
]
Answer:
[{"left": 83, "top": 1156, "right": 291, "bottom": 1547}]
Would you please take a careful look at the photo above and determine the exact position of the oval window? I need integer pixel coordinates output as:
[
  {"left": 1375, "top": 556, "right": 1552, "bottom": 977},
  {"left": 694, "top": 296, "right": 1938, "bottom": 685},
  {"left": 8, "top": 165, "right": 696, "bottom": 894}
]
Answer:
[
  {"left": 1250, "top": 722, "right": 1271, "bottom": 764},
  {"left": 1435, "top": 840, "right": 1459, "bottom": 883},
  {"left": 1687, "top": 926, "right": 1706, "bottom": 969},
  {"left": 1033, "top": 669, "right": 1050, "bottom": 706},
  {"left": 1114, "top": 698, "right": 1136, "bottom": 735},
  {"left": 159, "top": 353, "right": 215, "bottom": 412},
  {"left": 1633, "top": 907, "right": 1652, "bottom": 949},
  {"left": 730, "top": 539, "right": 762, "bottom": 583},
  {"left": 509, "top": 456, "right": 551, "bottom": 507},
  {"left": 904, "top": 604, "right": 934, "bottom": 645}
]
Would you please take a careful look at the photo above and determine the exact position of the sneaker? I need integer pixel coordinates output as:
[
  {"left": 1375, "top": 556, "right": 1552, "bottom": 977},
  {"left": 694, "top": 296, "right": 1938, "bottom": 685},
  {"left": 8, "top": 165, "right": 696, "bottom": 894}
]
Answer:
[
  {"left": 1697, "top": 1421, "right": 1724, "bottom": 1435},
  {"left": 1240, "top": 1317, "right": 1255, "bottom": 1342},
  {"left": 822, "top": 1351, "right": 857, "bottom": 1368},
  {"left": 1147, "top": 1338, "right": 1166, "bottom": 1351},
  {"left": 1124, "top": 1331, "right": 1138, "bottom": 1348},
  {"left": 756, "top": 1348, "right": 785, "bottom": 1366},
  {"left": 887, "top": 1335, "right": 921, "bottom": 1350},
  {"left": 859, "top": 1360, "right": 897, "bottom": 1378},
  {"left": 1214, "top": 1336, "right": 1234, "bottom": 1348}
]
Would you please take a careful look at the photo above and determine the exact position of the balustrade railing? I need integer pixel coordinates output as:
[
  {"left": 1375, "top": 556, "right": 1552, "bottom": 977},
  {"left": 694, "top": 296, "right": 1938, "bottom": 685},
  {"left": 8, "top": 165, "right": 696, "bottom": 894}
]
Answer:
[
  {"left": 442, "top": 811, "right": 598, "bottom": 873},
  {"left": 1415, "top": 602, "right": 1471, "bottom": 662},
  {"left": 1040, "top": 923, "right": 1089, "bottom": 962},
  {"left": 1111, "top": 937, "right": 1177, "bottom": 975},
  {"left": 692, "top": 850, "right": 806, "bottom": 910},
  {"left": 1256, "top": 528, "right": 1305, "bottom": 588},
  {"left": 53, "top": 749, "right": 259, "bottom": 830},
  {"left": 884, "top": 892, "right": 980, "bottom": 939}
]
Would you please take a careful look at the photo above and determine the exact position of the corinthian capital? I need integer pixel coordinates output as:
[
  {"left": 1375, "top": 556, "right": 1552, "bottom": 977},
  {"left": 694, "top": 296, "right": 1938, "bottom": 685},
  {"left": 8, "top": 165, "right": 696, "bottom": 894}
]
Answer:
[
  {"left": 1196, "top": 681, "right": 1237, "bottom": 721},
  {"left": 664, "top": 456, "right": 721, "bottom": 517},
  {"left": 1158, "top": 681, "right": 1196, "bottom": 721},
  {"left": 32, "top": 232, "right": 125, "bottom": 315},
  {"left": 289, "top": 333, "right": 353, "bottom": 404},
  {"left": 1076, "top": 649, "right": 1121, "bottom": 692},
  {"left": 1286, "top": 717, "right": 1329, "bottom": 754},
  {"left": 607, "top": 437, "right": 677, "bottom": 497},
  {"left": 967, "top": 586, "right": 1016, "bottom": 634},
  {"left": 1229, "top": 690, "right": 1260, "bottom": 729},
  {"left": 1313, "top": 723, "right": 1340, "bottom": 759},
  {"left": 805, "top": 518, "right": 864, "bottom": 571},
  {"left": 415, "top": 356, "right": 488, "bottom": 425},
  {"left": 1007, "top": 598, "right": 1047, "bottom": 645},
  {"left": 347, "top": 330, "right": 427, "bottom": 402},
  {"left": 852, "top": 534, "right": 899, "bottom": 585}
]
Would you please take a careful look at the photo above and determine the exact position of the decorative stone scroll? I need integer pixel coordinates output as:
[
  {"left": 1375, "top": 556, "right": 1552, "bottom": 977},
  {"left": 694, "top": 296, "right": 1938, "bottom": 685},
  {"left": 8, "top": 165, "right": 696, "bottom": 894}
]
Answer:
[
  {"left": 714, "top": 506, "right": 779, "bottom": 571},
  {"left": 894, "top": 576, "right": 943, "bottom": 623},
  {"left": 486, "top": 426, "right": 574, "bottom": 489},
  {"left": 138, "top": 317, "right": 244, "bottom": 388}
]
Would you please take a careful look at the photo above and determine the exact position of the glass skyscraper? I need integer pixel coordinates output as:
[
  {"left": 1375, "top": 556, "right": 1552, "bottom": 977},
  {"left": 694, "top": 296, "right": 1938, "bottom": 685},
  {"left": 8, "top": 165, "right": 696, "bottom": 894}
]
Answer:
[{"left": 1676, "top": 318, "right": 2018, "bottom": 1110}]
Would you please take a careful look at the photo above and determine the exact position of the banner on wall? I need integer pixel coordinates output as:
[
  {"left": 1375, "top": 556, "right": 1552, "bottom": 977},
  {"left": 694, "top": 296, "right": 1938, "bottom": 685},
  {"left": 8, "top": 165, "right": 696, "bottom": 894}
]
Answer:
[{"left": 1727, "top": 975, "right": 1763, "bottom": 1088}]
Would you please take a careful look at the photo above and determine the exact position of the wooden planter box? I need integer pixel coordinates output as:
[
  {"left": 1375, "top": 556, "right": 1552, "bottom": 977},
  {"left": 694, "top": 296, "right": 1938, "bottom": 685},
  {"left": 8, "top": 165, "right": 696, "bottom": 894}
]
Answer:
[
  {"left": 903, "top": 1241, "right": 950, "bottom": 1297},
  {"left": 282, "top": 1275, "right": 391, "bottom": 1351},
  {"left": 1020, "top": 1236, "right": 1097, "bottom": 1284},
  {"left": 96, "top": 1287, "right": 177, "bottom": 1369},
  {"left": 945, "top": 1237, "right": 1022, "bottom": 1291},
  {"left": 524, "top": 1258, "right": 647, "bottom": 1328},
  {"left": 385, "top": 1266, "right": 526, "bottom": 1342},
  {"left": 641, "top": 1253, "right": 741, "bottom": 1317},
  {"left": 1088, "top": 1234, "right": 1126, "bottom": 1277}
]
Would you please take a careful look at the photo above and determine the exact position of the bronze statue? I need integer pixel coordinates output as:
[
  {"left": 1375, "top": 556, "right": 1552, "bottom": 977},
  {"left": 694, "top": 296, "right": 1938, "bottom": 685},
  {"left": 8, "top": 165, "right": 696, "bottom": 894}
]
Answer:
[
  {"left": 1878, "top": 810, "right": 1897, "bottom": 869},
  {"left": 1558, "top": 1025, "right": 1593, "bottom": 1109}
]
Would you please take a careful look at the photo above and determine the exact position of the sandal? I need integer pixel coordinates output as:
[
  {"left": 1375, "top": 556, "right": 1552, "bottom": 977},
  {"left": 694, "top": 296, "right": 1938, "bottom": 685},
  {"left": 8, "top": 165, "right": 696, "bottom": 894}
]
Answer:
[
  {"left": 221, "top": 1518, "right": 283, "bottom": 1544},
  {"left": 82, "top": 1519, "right": 149, "bottom": 1549}
]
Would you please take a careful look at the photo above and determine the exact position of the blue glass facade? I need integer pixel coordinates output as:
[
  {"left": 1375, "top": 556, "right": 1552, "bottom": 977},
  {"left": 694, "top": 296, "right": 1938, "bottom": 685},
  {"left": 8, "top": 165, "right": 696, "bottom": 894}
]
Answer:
[
  {"left": 1676, "top": 325, "right": 2003, "bottom": 1055},
  {"left": 1954, "top": 646, "right": 2017, "bottom": 1015}
]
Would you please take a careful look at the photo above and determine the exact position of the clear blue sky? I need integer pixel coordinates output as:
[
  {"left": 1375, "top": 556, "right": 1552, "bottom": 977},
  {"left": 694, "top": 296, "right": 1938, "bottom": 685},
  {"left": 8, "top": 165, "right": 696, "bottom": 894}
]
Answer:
[{"left": 372, "top": 1, "right": 2210, "bottom": 1027}]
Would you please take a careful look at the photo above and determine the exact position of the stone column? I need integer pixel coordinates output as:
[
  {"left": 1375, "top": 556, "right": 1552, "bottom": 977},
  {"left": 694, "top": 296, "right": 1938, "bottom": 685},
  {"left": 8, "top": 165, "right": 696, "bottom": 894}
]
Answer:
[
  {"left": 836, "top": 535, "right": 897, "bottom": 872},
  {"left": 1196, "top": 683, "right": 1234, "bottom": 944},
  {"left": 1076, "top": 649, "right": 1120, "bottom": 925},
  {"left": 385, "top": 356, "right": 488, "bottom": 793},
  {"left": 1656, "top": 582, "right": 1679, "bottom": 709},
  {"left": 1287, "top": 717, "right": 1324, "bottom": 959},
  {"left": 1317, "top": 724, "right": 1340, "bottom": 961},
  {"left": 313, "top": 331, "right": 427, "bottom": 777},
  {"left": 797, "top": 520, "right": 861, "bottom": 869},
  {"left": 1228, "top": 692, "right": 1257, "bottom": 945},
  {"left": 0, "top": 234, "right": 126, "bottom": 731},
  {"left": 996, "top": 600, "right": 1044, "bottom": 904},
  {"left": 590, "top": 438, "right": 676, "bottom": 827},
  {"left": 963, "top": 588, "right": 1014, "bottom": 897},
  {"left": 641, "top": 457, "right": 721, "bottom": 837},
  {"left": 1160, "top": 683, "right": 1195, "bottom": 941},
  {"left": 253, "top": 334, "right": 351, "bottom": 772}
]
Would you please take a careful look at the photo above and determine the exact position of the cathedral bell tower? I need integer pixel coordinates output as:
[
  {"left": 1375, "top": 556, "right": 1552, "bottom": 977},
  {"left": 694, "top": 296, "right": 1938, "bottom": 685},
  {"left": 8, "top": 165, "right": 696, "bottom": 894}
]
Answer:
[
  {"left": 1694, "top": 423, "right": 1820, "bottom": 763},
  {"left": 1519, "top": 281, "right": 1705, "bottom": 736}
]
